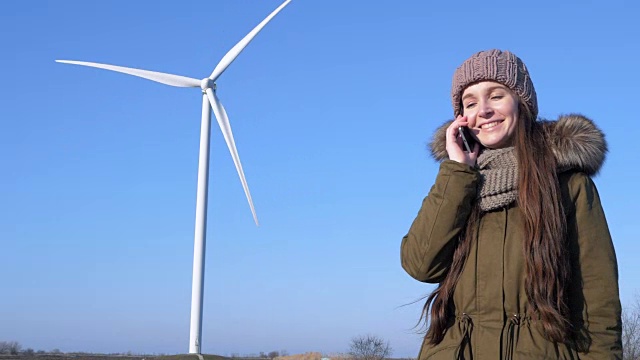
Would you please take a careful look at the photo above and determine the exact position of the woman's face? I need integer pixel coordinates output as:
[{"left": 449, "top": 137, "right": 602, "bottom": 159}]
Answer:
[{"left": 461, "top": 81, "right": 520, "bottom": 149}]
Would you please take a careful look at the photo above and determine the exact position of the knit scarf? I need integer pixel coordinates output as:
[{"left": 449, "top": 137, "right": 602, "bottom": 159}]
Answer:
[{"left": 476, "top": 147, "right": 518, "bottom": 212}]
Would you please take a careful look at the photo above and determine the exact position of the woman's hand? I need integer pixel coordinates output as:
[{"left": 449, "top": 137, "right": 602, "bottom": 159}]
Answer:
[{"left": 446, "top": 115, "right": 480, "bottom": 167}]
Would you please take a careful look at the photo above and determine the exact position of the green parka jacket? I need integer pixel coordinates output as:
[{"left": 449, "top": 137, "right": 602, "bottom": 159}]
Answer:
[{"left": 401, "top": 115, "right": 622, "bottom": 359}]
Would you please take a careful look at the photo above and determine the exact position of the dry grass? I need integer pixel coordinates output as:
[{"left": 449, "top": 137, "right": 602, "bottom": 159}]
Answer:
[
  {"left": 274, "top": 352, "right": 323, "bottom": 360},
  {"left": 323, "top": 354, "right": 352, "bottom": 360}
]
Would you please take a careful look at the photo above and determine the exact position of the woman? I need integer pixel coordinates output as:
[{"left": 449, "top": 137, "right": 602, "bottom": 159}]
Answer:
[{"left": 401, "top": 49, "right": 622, "bottom": 359}]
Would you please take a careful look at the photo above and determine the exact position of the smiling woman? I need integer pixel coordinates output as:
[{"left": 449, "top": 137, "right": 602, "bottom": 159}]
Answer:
[{"left": 400, "top": 50, "right": 622, "bottom": 359}]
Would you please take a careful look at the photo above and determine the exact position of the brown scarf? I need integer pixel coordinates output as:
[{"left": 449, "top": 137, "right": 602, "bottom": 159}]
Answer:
[{"left": 476, "top": 147, "right": 518, "bottom": 212}]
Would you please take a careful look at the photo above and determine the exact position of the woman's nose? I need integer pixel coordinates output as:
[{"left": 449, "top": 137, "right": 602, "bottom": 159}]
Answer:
[{"left": 478, "top": 103, "right": 494, "bottom": 118}]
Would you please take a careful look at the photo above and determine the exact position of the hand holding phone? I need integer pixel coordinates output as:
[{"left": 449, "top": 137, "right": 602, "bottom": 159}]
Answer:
[
  {"left": 446, "top": 117, "right": 479, "bottom": 167},
  {"left": 458, "top": 126, "right": 477, "bottom": 153}
]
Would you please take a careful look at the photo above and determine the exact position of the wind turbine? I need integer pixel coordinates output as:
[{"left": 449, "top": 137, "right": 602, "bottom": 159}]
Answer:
[{"left": 56, "top": 0, "right": 292, "bottom": 354}]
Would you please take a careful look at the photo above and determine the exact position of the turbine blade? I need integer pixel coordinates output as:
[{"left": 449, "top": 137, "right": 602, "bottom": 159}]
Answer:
[
  {"left": 208, "top": 0, "right": 292, "bottom": 82},
  {"left": 206, "top": 88, "right": 259, "bottom": 226},
  {"left": 56, "top": 60, "right": 201, "bottom": 88}
]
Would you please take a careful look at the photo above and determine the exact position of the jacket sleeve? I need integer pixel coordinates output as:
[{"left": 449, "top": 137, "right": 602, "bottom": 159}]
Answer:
[
  {"left": 400, "top": 160, "right": 479, "bottom": 283},
  {"left": 565, "top": 172, "right": 622, "bottom": 359}
]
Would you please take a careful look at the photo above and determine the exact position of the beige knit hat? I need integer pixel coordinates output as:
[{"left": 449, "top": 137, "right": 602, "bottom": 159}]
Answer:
[{"left": 451, "top": 49, "right": 538, "bottom": 118}]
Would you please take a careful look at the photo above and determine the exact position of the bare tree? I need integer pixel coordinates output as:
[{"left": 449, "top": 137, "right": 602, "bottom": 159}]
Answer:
[
  {"left": 0, "top": 341, "right": 21, "bottom": 355},
  {"left": 624, "top": 295, "right": 640, "bottom": 360},
  {"left": 9, "top": 342, "right": 21, "bottom": 356},
  {"left": 268, "top": 351, "right": 280, "bottom": 359},
  {"left": 348, "top": 334, "right": 393, "bottom": 360}
]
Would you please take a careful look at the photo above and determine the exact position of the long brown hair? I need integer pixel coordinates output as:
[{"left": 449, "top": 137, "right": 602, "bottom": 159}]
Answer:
[{"left": 419, "top": 101, "right": 570, "bottom": 344}]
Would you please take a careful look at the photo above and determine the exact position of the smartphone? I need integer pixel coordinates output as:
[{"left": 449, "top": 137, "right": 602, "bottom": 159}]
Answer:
[{"left": 458, "top": 126, "right": 477, "bottom": 153}]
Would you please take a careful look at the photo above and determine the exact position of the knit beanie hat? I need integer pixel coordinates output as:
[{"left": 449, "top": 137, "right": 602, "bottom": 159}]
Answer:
[{"left": 451, "top": 49, "right": 538, "bottom": 118}]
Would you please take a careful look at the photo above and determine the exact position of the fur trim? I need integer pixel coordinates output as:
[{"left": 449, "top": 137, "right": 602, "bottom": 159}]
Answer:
[
  {"left": 427, "top": 114, "right": 607, "bottom": 176},
  {"left": 428, "top": 120, "right": 454, "bottom": 162}
]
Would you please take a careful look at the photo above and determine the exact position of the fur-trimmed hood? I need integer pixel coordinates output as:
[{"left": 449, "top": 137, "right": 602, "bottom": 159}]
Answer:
[{"left": 428, "top": 114, "right": 607, "bottom": 176}]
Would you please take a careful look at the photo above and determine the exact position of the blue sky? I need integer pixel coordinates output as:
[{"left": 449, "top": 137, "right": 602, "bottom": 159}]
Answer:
[{"left": 1, "top": 0, "right": 639, "bottom": 357}]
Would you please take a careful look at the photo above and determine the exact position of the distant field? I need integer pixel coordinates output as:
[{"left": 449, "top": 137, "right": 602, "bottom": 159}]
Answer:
[{"left": 0, "top": 354, "right": 230, "bottom": 360}]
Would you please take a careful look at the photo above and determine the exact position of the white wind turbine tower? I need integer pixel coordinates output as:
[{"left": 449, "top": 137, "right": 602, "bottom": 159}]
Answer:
[{"left": 56, "top": 0, "right": 292, "bottom": 354}]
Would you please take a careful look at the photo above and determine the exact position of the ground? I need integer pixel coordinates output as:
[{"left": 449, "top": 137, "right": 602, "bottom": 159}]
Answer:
[{"left": 0, "top": 354, "right": 229, "bottom": 360}]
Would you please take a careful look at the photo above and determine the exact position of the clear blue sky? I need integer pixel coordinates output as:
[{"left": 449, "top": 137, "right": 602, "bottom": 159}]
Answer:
[{"left": 1, "top": 0, "right": 639, "bottom": 357}]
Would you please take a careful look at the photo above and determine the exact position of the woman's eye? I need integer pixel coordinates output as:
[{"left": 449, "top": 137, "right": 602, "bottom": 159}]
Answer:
[
  {"left": 491, "top": 95, "right": 504, "bottom": 100},
  {"left": 464, "top": 102, "right": 476, "bottom": 109}
]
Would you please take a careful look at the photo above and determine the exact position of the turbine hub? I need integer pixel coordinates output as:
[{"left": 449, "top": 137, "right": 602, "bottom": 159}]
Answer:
[{"left": 200, "top": 78, "right": 214, "bottom": 91}]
